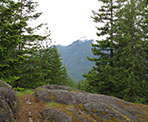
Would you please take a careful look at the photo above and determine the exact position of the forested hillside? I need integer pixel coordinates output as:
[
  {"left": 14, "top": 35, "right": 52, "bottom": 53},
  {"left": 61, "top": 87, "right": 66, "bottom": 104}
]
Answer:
[
  {"left": 79, "top": 0, "right": 148, "bottom": 104},
  {"left": 57, "top": 39, "right": 94, "bottom": 82},
  {"left": 0, "top": 0, "right": 73, "bottom": 88},
  {"left": 0, "top": 0, "right": 148, "bottom": 107}
]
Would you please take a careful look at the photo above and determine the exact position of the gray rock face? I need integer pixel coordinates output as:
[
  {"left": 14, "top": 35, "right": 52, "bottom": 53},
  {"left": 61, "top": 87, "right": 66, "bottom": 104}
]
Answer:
[
  {"left": 34, "top": 85, "right": 147, "bottom": 122},
  {"left": 0, "top": 79, "right": 12, "bottom": 89},
  {"left": 38, "top": 84, "right": 73, "bottom": 91},
  {"left": 0, "top": 80, "right": 18, "bottom": 122},
  {"left": 42, "top": 108, "right": 73, "bottom": 122},
  {"left": 34, "top": 89, "right": 76, "bottom": 105}
]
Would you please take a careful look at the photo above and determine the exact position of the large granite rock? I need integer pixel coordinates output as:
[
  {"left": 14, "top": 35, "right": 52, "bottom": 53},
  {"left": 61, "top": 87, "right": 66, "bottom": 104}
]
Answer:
[
  {"left": 0, "top": 79, "right": 12, "bottom": 89},
  {"left": 34, "top": 85, "right": 148, "bottom": 122},
  {"left": 0, "top": 80, "right": 18, "bottom": 122}
]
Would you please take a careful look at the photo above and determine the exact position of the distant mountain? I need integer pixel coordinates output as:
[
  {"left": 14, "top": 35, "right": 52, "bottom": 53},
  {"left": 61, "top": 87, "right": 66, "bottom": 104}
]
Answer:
[{"left": 57, "top": 39, "right": 94, "bottom": 82}]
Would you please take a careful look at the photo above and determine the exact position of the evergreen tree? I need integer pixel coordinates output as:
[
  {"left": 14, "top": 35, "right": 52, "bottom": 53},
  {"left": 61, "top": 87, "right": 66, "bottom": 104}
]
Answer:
[
  {"left": 84, "top": 0, "right": 121, "bottom": 95},
  {"left": 83, "top": 0, "right": 148, "bottom": 104},
  {"left": 40, "top": 46, "right": 74, "bottom": 86},
  {"left": 17, "top": 51, "right": 46, "bottom": 88},
  {"left": 62, "top": 65, "right": 76, "bottom": 87},
  {"left": 0, "top": 0, "right": 23, "bottom": 84},
  {"left": 61, "top": 65, "right": 69, "bottom": 85},
  {"left": 82, "top": 68, "right": 99, "bottom": 93},
  {"left": 113, "top": 0, "right": 148, "bottom": 103},
  {"left": 47, "top": 46, "right": 67, "bottom": 85},
  {"left": 13, "top": 0, "right": 50, "bottom": 88},
  {"left": 17, "top": 46, "right": 71, "bottom": 88},
  {"left": 0, "top": 0, "right": 50, "bottom": 87}
]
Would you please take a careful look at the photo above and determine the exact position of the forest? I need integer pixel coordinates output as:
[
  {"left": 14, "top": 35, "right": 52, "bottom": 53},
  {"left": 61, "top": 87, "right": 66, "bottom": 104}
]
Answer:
[{"left": 0, "top": 0, "right": 148, "bottom": 105}]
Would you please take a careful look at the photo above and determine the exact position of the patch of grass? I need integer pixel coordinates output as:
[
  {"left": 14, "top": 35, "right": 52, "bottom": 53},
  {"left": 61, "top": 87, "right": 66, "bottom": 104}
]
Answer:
[
  {"left": 46, "top": 102, "right": 74, "bottom": 109},
  {"left": 35, "top": 87, "right": 48, "bottom": 91},
  {"left": 15, "top": 89, "right": 34, "bottom": 97},
  {"left": 78, "top": 104, "right": 85, "bottom": 111},
  {"left": 70, "top": 89, "right": 82, "bottom": 93},
  {"left": 47, "top": 102, "right": 63, "bottom": 107}
]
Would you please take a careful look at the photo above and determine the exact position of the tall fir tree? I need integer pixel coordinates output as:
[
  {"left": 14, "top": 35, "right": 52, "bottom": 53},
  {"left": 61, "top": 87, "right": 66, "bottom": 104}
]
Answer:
[
  {"left": 113, "top": 0, "right": 148, "bottom": 103},
  {"left": 83, "top": 0, "right": 148, "bottom": 104},
  {"left": 17, "top": 45, "right": 71, "bottom": 88},
  {"left": 84, "top": 0, "right": 121, "bottom": 95},
  {"left": 0, "top": 0, "right": 23, "bottom": 84},
  {"left": 0, "top": 0, "right": 50, "bottom": 87},
  {"left": 46, "top": 46, "right": 67, "bottom": 85},
  {"left": 14, "top": 0, "right": 50, "bottom": 88}
]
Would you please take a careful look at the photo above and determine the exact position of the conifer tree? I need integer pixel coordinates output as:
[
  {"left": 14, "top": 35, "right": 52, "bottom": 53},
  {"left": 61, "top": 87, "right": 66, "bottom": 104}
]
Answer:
[
  {"left": 40, "top": 46, "right": 73, "bottom": 86},
  {"left": 84, "top": 0, "right": 121, "bottom": 95},
  {"left": 0, "top": 0, "right": 50, "bottom": 87},
  {"left": 113, "top": 0, "right": 148, "bottom": 103},
  {"left": 61, "top": 65, "right": 69, "bottom": 85},
  {"left": 14, "top": 0, "right": 50, "bottom": 88},
  {"left": 61, "top": 65, "right": 76, "bottom": 87},
  {"left": 0, "top": 0, "right": 23, "bottom": 84},
  {"left": 47, "top": 46, "right": 66, "bottom": 85},
  {"left": 83, "top": 0, "right": 148, "bottom": 103}
]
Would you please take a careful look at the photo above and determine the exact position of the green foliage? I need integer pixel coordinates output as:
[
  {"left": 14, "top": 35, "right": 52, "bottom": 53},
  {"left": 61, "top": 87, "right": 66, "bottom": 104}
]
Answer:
[
  {"left": 45, "top": 46, "right": 66, "bottom": 85},
  {"left": 16, "top": 45, "right": 72, "bottom": 88},
  {"left": 14, "top": 87, "right": 25, "bottom": 91},
  {"left": 65, "top": 77, "right": 77, "bottom": 88},
  {"left": 39, "top": 46, "right": 70, "bottom": 86},
  {"left": 0, "top": 0, "right": 50, "bottom": 87},
  {"left": 0, "top": 0, "right": 71, "bottom": 89},
  {"left": 77, "top": 79, "right": 89, "bottom": 91},
  {"left": 113, "top": 0, "right": 148, "bottom": 103},
  {"left": 82, "top": 0, "right": 148, "bottom": 104},
  {"left": 15, "top": 89, "right": 34, "bottom": 97},
  {"left": 0, "top": 0, "right": 23, "bottom": 83},
  {"left": 82, "top": 0, "right": 120, "bottom": 94},
  {"left": 17, "top": 52, "right": 46, "bottom": 88}
]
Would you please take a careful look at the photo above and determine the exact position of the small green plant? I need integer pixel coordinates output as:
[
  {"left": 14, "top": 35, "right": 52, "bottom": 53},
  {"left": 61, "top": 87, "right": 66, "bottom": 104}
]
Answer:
[
  {"left": 14, "top": 87, "right": 25, "bottom": 91},
  {"left": 47, "top": 102, "right": 74, "bottom": 109},
  {"left": 47, "top": 102, "right": 63, "bottom": 107},
  {"left": 15, "top": 89, "right": 34, "bottom": 97}
]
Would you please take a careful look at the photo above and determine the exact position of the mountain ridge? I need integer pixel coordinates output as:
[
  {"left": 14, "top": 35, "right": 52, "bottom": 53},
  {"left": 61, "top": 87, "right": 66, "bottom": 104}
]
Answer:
[{"left": 57, "top": 39, "right": 94, "bottom": 82}]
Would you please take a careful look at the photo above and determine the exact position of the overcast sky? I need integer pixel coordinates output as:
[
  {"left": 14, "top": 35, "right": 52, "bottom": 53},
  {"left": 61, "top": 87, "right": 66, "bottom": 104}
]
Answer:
[{"left": 33, "top": 0, "right": 98, "bottom": 45}]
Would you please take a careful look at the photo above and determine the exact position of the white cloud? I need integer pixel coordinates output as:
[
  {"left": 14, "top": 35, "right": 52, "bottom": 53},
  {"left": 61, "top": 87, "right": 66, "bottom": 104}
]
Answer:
[{"left": 33, "top": 0, "right": 98, "bottom": 45}]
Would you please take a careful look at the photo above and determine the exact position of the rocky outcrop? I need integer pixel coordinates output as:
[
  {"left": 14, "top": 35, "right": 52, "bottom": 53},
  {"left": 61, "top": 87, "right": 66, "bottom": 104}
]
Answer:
[
  {"left": 1, "top": 82, "right": 148, "bottom": 122},
  {"left": 0, "top": 79, "right": 12, "bottom": 88},
  {"left": 0, "top": 80, "right": 18, "bottom": 122},
  {"left": 34, "top": 85, "right": 148, "bottom": 122}
]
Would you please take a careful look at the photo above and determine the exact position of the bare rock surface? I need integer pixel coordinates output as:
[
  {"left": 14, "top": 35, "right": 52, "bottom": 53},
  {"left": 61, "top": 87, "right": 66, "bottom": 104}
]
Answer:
[
  {"left": 34, "top": 84, "right": 148, "bottom": 122},
  {"left": 0, "top": 80, "right": 18, "bottom": 122},
  {"left": 0, "top": 79, "right": 12, "bottom": 89},
  {"left": 42, "top": 108, "right": 73, "bottom": 122}
]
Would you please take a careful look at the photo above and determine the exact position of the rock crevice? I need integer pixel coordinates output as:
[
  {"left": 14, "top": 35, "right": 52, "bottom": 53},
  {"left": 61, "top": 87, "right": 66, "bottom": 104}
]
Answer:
[{"left": 34, "top": 85, "right": 148, "bottom": 122}]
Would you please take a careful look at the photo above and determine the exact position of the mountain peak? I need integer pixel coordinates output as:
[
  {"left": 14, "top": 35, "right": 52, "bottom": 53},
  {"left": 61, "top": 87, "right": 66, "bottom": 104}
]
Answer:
[
  {"left": 57, "top": 39, "right": 94, "bottom": 82},
  {"left": 78, "top": 36, "right": 89, "bottom": 42},
  {"left": 71, "top": 37, "right": 93, "bottom": 46},
  {"left": 77, "top": 36, "right": 93, "bottom": 42}
]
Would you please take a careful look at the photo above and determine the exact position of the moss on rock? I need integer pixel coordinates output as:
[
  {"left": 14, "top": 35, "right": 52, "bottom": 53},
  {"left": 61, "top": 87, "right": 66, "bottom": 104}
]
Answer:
[{"left": 33, "top": 85, "right": 148, "bottom": 122}]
